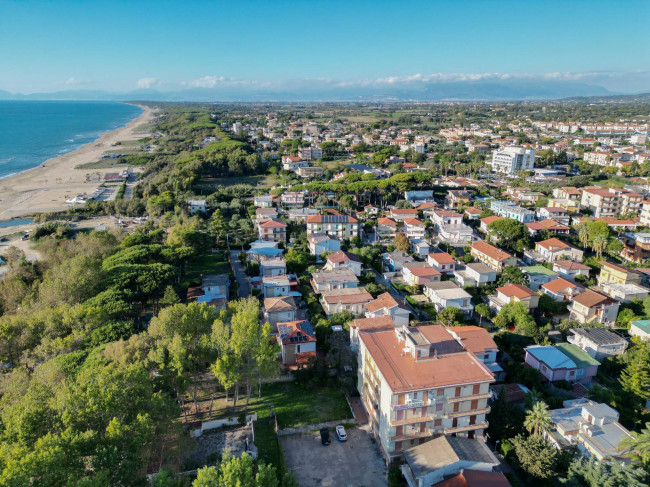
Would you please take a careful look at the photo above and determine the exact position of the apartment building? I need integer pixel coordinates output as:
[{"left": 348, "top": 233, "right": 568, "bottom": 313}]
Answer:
[
  {"left": 490, "top": 146, "right": 535, "bottom": 175},
  {"left": 358, "top": 325, "right": 495, "bottom": 463},
  {"left": 377, "top": 217, "right": 399, "bottom": 239},
  {"left": 597, "top": 261, "right": 642, "bottom": 286},
  {"left": 579, "top": 187, "right": 642, "bottom": 218},
  {"left": 306, "top": 215, "right": 359, "bottom": 239},
  {"left": 280, "top": 191, "right": 305, "bottom": 208},
  {"left": 298, "top": 146, "right": 323, "bottom": 160},
  {"left": 622, "top": 232, "right": 650, "bottom": 263},
  {"left": 404, "top": 218, "right": 426, "bottom": 239},
  {"left": 470, "top": 240, "right": 517, "bottom": 272},
  {"left": 641, "top": 201, "right": 650, "bottom": 226},
  {"left": 489, "top": 200, "right": 535, "bottom": 223}
]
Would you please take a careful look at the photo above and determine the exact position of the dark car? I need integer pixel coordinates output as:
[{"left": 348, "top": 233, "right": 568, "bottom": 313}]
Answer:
[{"left": 320, "top": 427, "right": 330, "bottom": 445}]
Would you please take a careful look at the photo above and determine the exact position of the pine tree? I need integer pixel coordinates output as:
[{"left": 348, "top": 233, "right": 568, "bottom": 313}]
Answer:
[{"left": 620, "top": 358, "right": 650, "bottom": 401}]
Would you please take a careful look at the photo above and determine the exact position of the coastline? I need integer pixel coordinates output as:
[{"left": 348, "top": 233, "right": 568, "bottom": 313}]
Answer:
[{"left": 0, "top": 104, "right": 155, "bottom": 220}]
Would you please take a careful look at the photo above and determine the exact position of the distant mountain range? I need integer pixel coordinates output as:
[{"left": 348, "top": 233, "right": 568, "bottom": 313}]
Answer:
[{"left": 0, "top": 80, "right": 636, "bottom": 103}]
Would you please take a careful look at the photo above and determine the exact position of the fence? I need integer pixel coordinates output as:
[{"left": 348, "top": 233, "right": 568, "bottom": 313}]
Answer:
[
  {"left": 277, "top": 418, "right": 355, "bottom": 437},
  {"left": 190, "top": 412, "right": 258, "bottom": 438}
]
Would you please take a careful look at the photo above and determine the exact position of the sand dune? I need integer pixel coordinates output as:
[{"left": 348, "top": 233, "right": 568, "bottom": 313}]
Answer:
[{"left": 0, "top": 105, "right": 156, "bottom": 220}]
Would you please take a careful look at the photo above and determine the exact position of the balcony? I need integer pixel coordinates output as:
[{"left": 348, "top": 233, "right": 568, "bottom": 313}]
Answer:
[
  {"left": 444, "top": 421, "right": 489, "bottom": 434},
  {"left": 391, "top": 415, "right": 434, "bottom": 426},
  {"left": 446, "top": 407, "right": 490, "bottom": 419},
  {"left": 390, "top": 430, "right": 432, "bottom": 442},
  {"left": 392, "top": 399, "right": 431, "bottom": 411},
  {"left": 446, "top": 393, "right": 491, "bottom": 403}
]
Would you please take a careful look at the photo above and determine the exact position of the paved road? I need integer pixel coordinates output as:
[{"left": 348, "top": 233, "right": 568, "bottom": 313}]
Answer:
[{"left": 230, "top": 250, "right": 251, "bottom": 298}]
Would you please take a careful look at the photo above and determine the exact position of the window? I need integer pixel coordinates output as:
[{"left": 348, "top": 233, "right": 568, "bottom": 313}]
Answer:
[
  {"left": 296, "top": 345, "right": 300, "bottom": 353},
  {"left": 434, "top": 419, "right": 442, "bottom": 427},
  {"left": 436, "top": 404, "right": 443, "bottom": 412},
  {"left": 472, "top": 384, "right": 480, "bottom": 395}
]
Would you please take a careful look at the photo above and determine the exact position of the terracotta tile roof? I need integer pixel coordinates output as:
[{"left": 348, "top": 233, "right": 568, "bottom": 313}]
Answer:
[
  {"left": 277, "top": 320, "right": 316, "bottom": 345},
  {"left": 450, "top": 326, "right": 498, "bottom": 356},
  {"left": 480, "top": 216, "right": 504, "bottom": 226},
  {"left": 497, "top": 283, "right": 535, "bottom": 299},
  {"left": 365, "top": 292, "right": 399, "bottom": 313},
  {"left": 321, "top": 287, "right": 373, "bottom": 305},
  {"left": 526, "top": 220, "right": 570, "bottom": 231},
  {"left": 542, "top": 277, "right": 579, "bottom": 293},
  {"left": 391, "top": 208, "right": 418, "bottom": 215},
  {"left": 436, "top": 470, "right": 511, "bottom": 487},
  {"left": 553, "top": 260, "right": 590, "bottom": 271},
  {"left": 572, "top": 289, "right": 614, "bottom": 308},
  {"left": 403, "top": 262, "right": 442, "bottom": 277},
  {"left": 259, "top": 219, "right": 287, "bottom": 228},
  {"left": 404, "top": 218, "right": 425, "bottom": 226},
  {"left": 327, "top": 250, "right": 361, "bottom": 263},
  {"left": 264, "top": 296, "right": 297, "bottom": 312},
  {"left": 360, "top": 329, "right": 494, "bottom": 392},
  {"left": 417, "top": 202, "right": 437, "bottom": 210},
  {"left": 600, "top": 261, "right": 632, "bottom": 273},
  {"left": 428, "top": 252, "right": 456, "bottom": 265},
  {"left": 350, "top": 316, "right": 395, "bottom": 331},
  {"left": 464, "top": 207, "right": 482, "bottom": 214},
  {"left": 536, "top": 238, "right": 571, "bottom": 251},
  {"left": 471, "top": 240, "right": 513, "bottom": 262},
  {"left": 377, "top": 217, "right": 398, "bottom": 226}
]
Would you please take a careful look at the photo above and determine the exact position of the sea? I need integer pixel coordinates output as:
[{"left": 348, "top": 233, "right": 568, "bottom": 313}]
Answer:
[{"left": 0, "top": 101, "right": 143, "bottom": 180}]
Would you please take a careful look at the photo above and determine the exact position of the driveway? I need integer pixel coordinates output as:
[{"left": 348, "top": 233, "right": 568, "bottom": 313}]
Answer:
[
  {"left": 280, "top": 424, "right": 387, "bottom": 487},
  {"left": 230, "top": 250, "right": 251, "bottom": 298}
]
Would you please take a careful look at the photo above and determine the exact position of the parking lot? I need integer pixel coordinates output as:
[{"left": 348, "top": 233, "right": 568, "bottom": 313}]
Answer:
[{"left": 280, "top": 424, "right": 387, "bottom": 487}]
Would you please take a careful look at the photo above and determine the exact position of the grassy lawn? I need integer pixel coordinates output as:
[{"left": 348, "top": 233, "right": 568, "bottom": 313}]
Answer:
[
  {"left": 255, "top": 381, "right": 351, "bottom": 429},
  {"left": 253, "top": 418, "right": 285, "bottom": 477},
  {"left": 184, "top": 380, "right": 352, "bottom": 430},
  {"left": 179, "top": 252, "right": 231, "bottom": 291}
]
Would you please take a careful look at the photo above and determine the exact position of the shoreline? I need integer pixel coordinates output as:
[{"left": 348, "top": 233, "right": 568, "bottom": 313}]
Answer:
[{"left": 0, "top": 104, "right": 156, "bottom": 220}]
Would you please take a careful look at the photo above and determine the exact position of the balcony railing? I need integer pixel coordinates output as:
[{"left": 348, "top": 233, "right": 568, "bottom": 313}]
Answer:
[
  {"left": 444, "top": 421, "right": 489, "bottom": 434},
  {"left": 391, "top": 415, "right": 434, "bottom": 426},
  {"left": 445, "top": 407, "right": 490, "bottom": 419},
  {"left": 390, "top": 430, "right": 432, "bottom": 442},
  {"left": 446, "top": 392, "right": 491, "bottom": 403},
  {"left": 392, "top": 399, "right": 431, "bottom": 411}
]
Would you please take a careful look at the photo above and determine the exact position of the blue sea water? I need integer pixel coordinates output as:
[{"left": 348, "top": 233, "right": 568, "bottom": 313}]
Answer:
[{"left": 0, "top": 101, "right": 143, "bottom": 180}]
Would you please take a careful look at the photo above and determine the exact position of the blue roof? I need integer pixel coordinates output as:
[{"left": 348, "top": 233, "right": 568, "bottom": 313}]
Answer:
[
  {"left": 526, "top": 345, "right": 577, "bottom": 369},
  {"left": 247, "top": 247, "right": 283, "bottom": 257}
]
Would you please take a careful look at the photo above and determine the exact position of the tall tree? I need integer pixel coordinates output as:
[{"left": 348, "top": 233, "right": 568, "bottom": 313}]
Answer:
[
  {"left": 511, "top": 434, "right": 557, "bottom": 480},
  {"left": 394, "top": 232, "right": 410, "bottom": 252},
  {"left": 524, "top": 401, "right": 552, "bottom": 436},
  {"left": 620, "top": 421, "right": 650, "bottom": 467}
]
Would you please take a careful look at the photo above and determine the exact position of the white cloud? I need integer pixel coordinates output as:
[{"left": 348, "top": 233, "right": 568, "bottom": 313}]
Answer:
[
  {"left": 189, "top": 76, "right": 226, "bottom": 88},
  {"left": 137, "top": 77, "right": 158, "bottom": 89},
  {"left": 66, "top": 77, "right": 77, "bottom": 85}
]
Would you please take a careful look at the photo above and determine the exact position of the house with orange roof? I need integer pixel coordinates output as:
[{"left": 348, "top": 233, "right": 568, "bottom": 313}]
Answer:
[
  {"left": 427, "top": 252, "right": 457, "bottom": 274},
  {"left": 568, "top": 290, "right": 620, "bottom": 325},
  {"left": 320, "top": 287, "right": 373, "bottom": 316},
  {"left": 488, "top": 283, "right": 539, "bottom": 313},
  {"left": 277, "top": 320, "right": 316, "bottom": 366},
  {"left": 479, "top": 216, "right": 504, "bottom": 233},
  {"left": 357, "top": 324, "right": 495, "bottom": 463},
  {"left": 530, "top": 238, "right": 583, "bottom": 263},
  {"left": 404, "top": 217, "right": 426, "bottom": 239},
  {"left": 464, "top": 207, "right": 482, "bottom": 220},
  {"left": 525, "top": 219, "right": 570, "bottom": 237},
  {"left": 390, "top": 208, "right": 419, "bottom": 221},
  {"left": 257, "top": 218, "right": 287, "bottom": 242},
  {"left": 365, "top": 292, "right": 410, "bottom": 326},
  {"left": 324, "top": 250, "right": 362, "bottom": 276},
  {"left": 402, "top": 262, "right": 442, "bottom": 286},
  {"left": 377, "top": 217, "right": 399, "bottom": 239},
  {"left": 470, "top": 240, "right": 516, "bottom": 272},
  {"left": 541, "top": 278, "right": 584, "bottom": 301}
]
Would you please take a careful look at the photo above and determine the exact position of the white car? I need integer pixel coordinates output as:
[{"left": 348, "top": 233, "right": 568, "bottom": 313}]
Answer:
[{"left": 335, "top": 425, "right": 347, "bottom": 442}]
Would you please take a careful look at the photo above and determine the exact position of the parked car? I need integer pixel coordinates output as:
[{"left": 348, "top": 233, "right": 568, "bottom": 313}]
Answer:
[
  {"left": 320, "top": 428, "right": 330, "bottom": 445},
  {"left": 335, "top": 425, "right": 347, "bottom": 442}
]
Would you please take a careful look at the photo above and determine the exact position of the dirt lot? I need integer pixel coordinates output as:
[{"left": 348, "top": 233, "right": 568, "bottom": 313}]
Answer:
[{"left": 280, "top": 424, "right": 387, "bottom": 487}]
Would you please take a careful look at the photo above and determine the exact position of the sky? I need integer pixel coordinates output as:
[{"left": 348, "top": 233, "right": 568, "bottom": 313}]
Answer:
[{"left": 1, "top": 0, "right": 649, "bottom": 95}]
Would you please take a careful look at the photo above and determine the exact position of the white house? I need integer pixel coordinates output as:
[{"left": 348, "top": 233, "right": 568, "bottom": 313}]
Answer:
[
  {"left": 365, "top": 292, "right": 410, "bottom": 327},
  {"left": 188, "top": 199, "right": 207, "bottom": 215},
  {"left": 424, "top": 282, "right": 473, "bottom": 316}
]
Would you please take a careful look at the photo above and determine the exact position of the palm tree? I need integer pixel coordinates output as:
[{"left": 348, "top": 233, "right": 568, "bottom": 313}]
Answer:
[
  {"left": 621, "top": 422, "right": 650, "bottom": 467},
  {"left": 524, "top": 401, "right": 553, "bottom": 436},
  {"left": 592, "top": 234, "right": 608, "bottom": 258},
  {"left": 578, "top": 223, "right": 590, "bottom": 249}
]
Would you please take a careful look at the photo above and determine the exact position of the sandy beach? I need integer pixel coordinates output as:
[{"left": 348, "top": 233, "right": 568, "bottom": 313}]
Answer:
[{"left": 0, "top": 104, "right": 156, "bottom": 220}]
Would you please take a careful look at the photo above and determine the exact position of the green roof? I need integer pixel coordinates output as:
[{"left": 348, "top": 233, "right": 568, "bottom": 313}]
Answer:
[
  {"left": 556, "top": 343, "right": 600, "bottom": 368},
  {"left": 521, "top": 265, "right": 557, "bottom": 276},
  {"left": 631, "top": 319, "right": 650, "bottom": 333}
]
